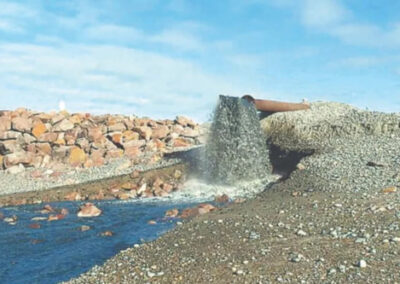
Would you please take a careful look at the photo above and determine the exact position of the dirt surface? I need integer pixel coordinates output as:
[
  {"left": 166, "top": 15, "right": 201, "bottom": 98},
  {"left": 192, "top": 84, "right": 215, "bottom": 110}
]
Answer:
[
  {"left": 0, "top": 163, "right": 187, "bottom": 207},
  {"left": 66, "top": 133, "right": 400, "bottom": 284},
  {"left": 66, "top": 170, "right": 400, "bottom": 283}
]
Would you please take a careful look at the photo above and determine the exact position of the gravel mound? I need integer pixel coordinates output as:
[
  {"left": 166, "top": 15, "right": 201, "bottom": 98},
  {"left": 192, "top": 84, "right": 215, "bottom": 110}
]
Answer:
[{"left": 261, "top": 101, "right": 400, "bottom": 152}]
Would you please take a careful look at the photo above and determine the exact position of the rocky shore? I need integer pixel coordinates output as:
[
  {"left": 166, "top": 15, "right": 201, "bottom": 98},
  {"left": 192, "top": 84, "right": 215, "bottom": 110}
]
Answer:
[
  {"left": 65, "top": 102, "right": 400, "bottom": 283},
  {"left": 0, "top": 108, "right": 204, "bottom": 205}
]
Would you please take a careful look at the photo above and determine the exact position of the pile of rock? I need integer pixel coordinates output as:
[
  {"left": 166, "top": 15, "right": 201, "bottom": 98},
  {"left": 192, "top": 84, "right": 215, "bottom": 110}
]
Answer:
[
  {"left": 261, "top": 102, "right": 400, "bottom": 152},
  {"left": 0, "top": 108, "right": 202, "bottom": 174}
]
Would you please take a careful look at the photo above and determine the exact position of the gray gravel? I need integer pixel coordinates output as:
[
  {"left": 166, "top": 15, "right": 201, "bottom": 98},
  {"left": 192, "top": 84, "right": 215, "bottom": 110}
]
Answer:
[{"left": 64, "top": 105, "right": 400, "bottom": 283}]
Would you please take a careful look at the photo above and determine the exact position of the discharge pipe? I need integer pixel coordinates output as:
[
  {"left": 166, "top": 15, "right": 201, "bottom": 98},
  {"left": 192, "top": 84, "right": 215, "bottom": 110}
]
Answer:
[{"left": 241, "top": 94, "right": 310, "bottom": 112}]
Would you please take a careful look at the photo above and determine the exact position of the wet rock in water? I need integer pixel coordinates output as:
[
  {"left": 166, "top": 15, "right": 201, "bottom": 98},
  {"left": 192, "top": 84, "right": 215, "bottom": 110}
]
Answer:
[
  {"left": 148, "top": 220, "right": 157, "bottom": 225},
  {"left": 80, "top": 225, "right": 91, "bottom": 232},
  {"left": 29, "top": 223, "right": 41, "bottom": 229},
  {"left": 4, "top": 215, "right": 18, "bottom": 224},
  {"left": 31, "top": 239, "right": 45, "bottom": 245},
  {"left": 101, "top": 230, "right": 114, "bottom": 237},
  {"left": 77, "top": 203, "right": 102, "bottom": 217},
  {"left": 204, "top": 95, "right": 271, "bottom": 184},
  {"left": 40, "top": 204, "right": 54, "bottom": 214},
  {"left": 48, "top": 214, "right": 65, "bottom": 221},
  {"left": 165, "top": 208, "right": 179, "bottom": 218},
  {"left": 0, "top": 211, "right": 3, "bottom": 220},
  {"left": 31, "top": 217, "right": 47, "bottom": 221},
  {"left": 60, "top": 208, "right": 69, "bottom": 215}
]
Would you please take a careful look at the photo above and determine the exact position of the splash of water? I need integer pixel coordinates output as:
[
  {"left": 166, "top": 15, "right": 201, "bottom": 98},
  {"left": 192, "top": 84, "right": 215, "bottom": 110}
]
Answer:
[{"left": 204, "top": 95, "right": 272, "bottom": 184}]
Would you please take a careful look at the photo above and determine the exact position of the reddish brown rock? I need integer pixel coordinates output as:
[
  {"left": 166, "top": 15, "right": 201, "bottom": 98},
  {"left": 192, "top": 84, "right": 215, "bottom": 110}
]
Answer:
[
  {"left": 11, "top": 117, "right": 31, "bottom": 132},
  {"left": 77, "top": 203, "right": 102, "bottom": 217},
  {"left": 182, "top": 127, "right": 200, "bottom": 138},
  {"left": 69, "top": 114, "right": 82, "bottom": 125},
  {"left": 165, "top": 208, "right": 179, "bottom": 218},
  {"left": 4, "top": 151, "right": 34, "bottom": 168},
  {"left": 40, "top": 204, "right": 54, "bottom": 214},
  {"left": 214, "top": 194, "right": 230, "bottom": 203},
  {"left": 111, "top": 132, "right": 122, "bottom": 145},
  {"left": 151, "top": 125, "right": 169, "bottom": 139},
  {"left": 101, "top": 230, "right": 114, "bottom": 237},
  {"left": 162, "top": 183, "right": 174, "bottom": 193},
  {"left": 32, "top": 122, "right": 47, "bottom": 138},
  {"left": 176, "top": 116, "right": 196, "bottom": 127},
  {"left": 64, "top": 192, "right": 82, "bottom": 201},
  {"left": 53, "top": 119, "right": 74, "bottom": 132},
  {"left": 198, "top": 203, "right": 216, "bottom": 215},
  {"left": 68, "top": 146, "right": 86, "bottom": 166},
  {"left": 36, "top": 143, "right": 52, "bottom": 156},
  {"left": 0, "top": 116, "right": 11, "bottom": 132},
  {"left": 88, "top": 127, "right": 104, "bottom": 142},
  {"left": 172, "top": 138, "right": 191, "bottom": 148},
  {"left": 105, "top": 149, "right": 123, "bottom": 159},
  {"left": 133, "top": 126, "right": 152, "bottom": 140},
  {"left": 122, "top": 130, "right": 139, "bottom": 141},
  {"left": 29, "top": 223, "right": 41, "bottom": 229},
  {"left": 108, "top": 122, "right": 126, "bottom": 132},
  {"left": 180, "top": 208, "right": 200, "bottom": 218},
  {"left": 30, "top": 170, "right": 43, "bottom": 178},
  {"left": 48, "top": 214, "right": 65, "bottom": 221},
  {"left": 38, "top": 132, "right": 58, "bottom": 143},
  {"left": 90, "top": 150, "right": 105, "bottom": 167}
]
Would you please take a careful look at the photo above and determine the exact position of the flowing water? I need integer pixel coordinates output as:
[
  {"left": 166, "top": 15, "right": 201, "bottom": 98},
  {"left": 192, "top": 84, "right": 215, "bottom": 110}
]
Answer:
[
  {"left": 0, "top": 200, "right": 196, "bottom": 284},
  {"left": 204, "top": 95, "right": 271, "bottom": 184},
  {"left": 0, "top": 95, "right": 277, "bottom": 283}
]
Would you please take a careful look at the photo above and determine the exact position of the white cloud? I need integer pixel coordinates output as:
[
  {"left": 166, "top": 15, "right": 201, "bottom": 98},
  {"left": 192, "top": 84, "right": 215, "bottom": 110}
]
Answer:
[
  {"left": 84, "top": 24, "right": 144, "bottom": 43},
  {"left": 149, "top": 29, "right": 205, "bottom": 52},
  {"left": 300, "top": 0, "right": 348, "bottom": 28},
  {"left": 0, "top": 42, "right": 240, "bottom": 121},
  {"left": 0, "top": 19, "right": 23, "bottom": 33}
]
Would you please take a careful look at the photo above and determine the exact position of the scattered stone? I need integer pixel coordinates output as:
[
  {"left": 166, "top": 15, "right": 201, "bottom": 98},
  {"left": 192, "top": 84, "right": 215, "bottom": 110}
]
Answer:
[
  {"left": 80, "top": 225, "right": 91, "bottom": 232},
  {"left": 77, "top": 203, "right": 102, "bottom": 218},
  {"left": 214, "top": 194, "right": 230, "bottom": 203},
  {"left": 165, "top": 208, "right": 179, "bottom": 218},
  {"left": 358, "top": 260, "right": 367, "bottom": 268},
  {"left": 101, "top": 230, "right": 114, "bottom": 237},
  {"left": 382, "top": 186, "right": 397, "bottom": 194},
  {"left": 29, "top": 223, "right": 41, "bottom": 229}
]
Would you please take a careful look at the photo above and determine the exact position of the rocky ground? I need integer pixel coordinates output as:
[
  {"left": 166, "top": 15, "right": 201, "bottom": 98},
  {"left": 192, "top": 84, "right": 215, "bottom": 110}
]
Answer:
[{"left": 65, "top": 103, "right": 400, "bottom": 283}]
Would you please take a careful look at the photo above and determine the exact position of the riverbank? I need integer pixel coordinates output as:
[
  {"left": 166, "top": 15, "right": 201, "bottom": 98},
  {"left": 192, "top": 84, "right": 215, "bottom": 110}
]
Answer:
[{"left": 66, "top": 134, "right": 400, "bottom": 283}]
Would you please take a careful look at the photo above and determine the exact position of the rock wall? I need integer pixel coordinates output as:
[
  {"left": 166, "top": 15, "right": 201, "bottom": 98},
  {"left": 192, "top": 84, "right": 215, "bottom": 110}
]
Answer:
[
  {"left": 0, "top": 108, "right": 203, "bottom": 174},
  {"left": 261, "top": 102, "right": 400, "bottom": 152}
]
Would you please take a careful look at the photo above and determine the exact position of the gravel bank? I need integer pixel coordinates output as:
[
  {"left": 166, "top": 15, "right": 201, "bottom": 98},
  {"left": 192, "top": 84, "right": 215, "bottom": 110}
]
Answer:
[
  {"left": 0, "top": 155, "right": 182, "bottom": 197},
  {"left": 65, "top": 129, "right": 400, "bottom": 283}
]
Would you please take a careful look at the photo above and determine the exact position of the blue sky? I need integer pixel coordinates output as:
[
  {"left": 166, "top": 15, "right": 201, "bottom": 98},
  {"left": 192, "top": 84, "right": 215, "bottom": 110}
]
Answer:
[{"left": 0, "top": 0, "right": 399, "bottom": 121}]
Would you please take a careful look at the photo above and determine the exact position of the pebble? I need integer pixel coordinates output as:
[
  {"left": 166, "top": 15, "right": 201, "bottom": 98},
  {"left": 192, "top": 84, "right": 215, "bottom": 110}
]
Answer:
[
  {"left": 297, "top": 230, "right": 307, "bottom": 236},
  {"left": 358, "top": 260, "right": 367, "bottom": 268}
]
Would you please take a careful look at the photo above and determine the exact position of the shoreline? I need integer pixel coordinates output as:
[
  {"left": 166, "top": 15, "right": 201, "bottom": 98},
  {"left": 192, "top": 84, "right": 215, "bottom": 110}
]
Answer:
[{"left": 65, "top": 134, "right": 400, "bottom": 283}]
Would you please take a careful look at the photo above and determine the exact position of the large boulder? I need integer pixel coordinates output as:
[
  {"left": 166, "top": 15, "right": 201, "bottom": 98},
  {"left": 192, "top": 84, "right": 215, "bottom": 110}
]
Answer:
[{"left": 260, "top": 102, "right": 400, "bottom": 152}]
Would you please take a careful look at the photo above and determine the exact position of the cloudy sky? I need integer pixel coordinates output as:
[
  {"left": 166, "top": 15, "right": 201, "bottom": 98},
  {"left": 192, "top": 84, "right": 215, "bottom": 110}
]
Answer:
[{"left": 0, "top": 0, "right": 399, "bottom": 121}]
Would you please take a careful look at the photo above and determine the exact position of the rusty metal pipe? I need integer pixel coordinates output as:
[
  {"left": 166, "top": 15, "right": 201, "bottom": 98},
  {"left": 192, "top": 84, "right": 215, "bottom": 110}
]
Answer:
[{"left": 242, "top": 95, "right": 309, "bottom": 112}]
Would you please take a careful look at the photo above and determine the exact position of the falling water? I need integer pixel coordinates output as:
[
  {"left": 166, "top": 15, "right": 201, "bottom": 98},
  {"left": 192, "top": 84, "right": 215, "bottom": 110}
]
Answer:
[{"left": 204, "top": 95, "right": 272, "bottom": 184}]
